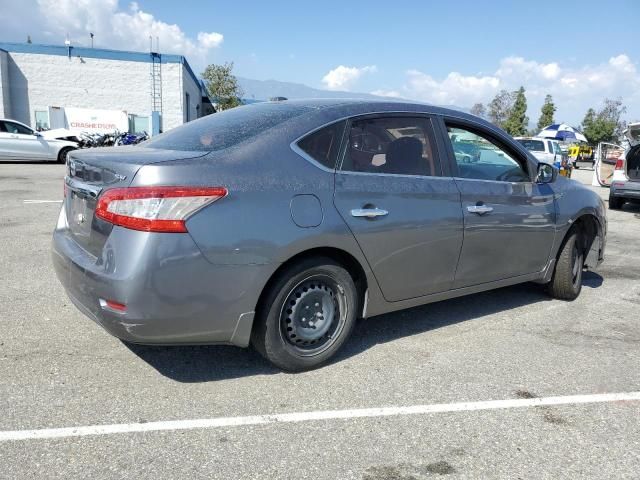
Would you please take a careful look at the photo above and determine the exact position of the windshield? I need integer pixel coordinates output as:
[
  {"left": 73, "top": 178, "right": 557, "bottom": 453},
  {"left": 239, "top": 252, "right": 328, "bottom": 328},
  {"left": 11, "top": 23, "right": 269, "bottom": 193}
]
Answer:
[
  {"left": 144, "top": 103, "right": 313, "bottom": 151},
  {"left": 516, "top": 139, "right": 545, "bottom": 152}
]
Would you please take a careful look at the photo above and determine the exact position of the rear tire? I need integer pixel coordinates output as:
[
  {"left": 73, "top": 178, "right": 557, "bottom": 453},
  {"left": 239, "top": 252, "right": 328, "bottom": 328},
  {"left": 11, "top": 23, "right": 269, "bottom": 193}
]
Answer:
[
  {"left": 608, "top": 195, "right": 624, "bottom": 210},
  {"left": 57, "top": 147, "right": 74, "bottom": 164},
  {"left": 548, "top": 231, "right": 584, "bottom": 301},
  {"left": 251, "top": 257, "right": 358, "bottom": 372}
]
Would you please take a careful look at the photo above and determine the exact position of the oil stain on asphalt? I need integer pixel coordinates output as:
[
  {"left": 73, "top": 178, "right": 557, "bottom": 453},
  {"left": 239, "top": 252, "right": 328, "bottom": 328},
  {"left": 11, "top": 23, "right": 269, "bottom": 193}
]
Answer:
[{"left": 363, "top": 461, "right": 456, "bottom": 479}]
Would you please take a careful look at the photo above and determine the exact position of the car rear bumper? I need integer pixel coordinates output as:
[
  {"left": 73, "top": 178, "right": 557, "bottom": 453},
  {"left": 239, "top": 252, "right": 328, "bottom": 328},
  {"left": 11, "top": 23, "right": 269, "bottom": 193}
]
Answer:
[
  {"left": 52, "top": 206, "right": 277, "bottom": 347},
  {"left": 610, "top": 180, "right": 640, "bottom": 199}
]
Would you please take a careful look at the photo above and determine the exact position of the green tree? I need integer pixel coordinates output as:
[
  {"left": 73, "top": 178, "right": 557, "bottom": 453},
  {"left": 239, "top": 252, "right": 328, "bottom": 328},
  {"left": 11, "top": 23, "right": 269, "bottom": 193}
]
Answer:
[
  {"left": 488, "top": 90, "right": 514, "bottom": 129},
  {"left": 503, "top": 86, "right": 528, "bottom": 136},
  {"left": 470, "top": 103, "right": 486, "bottom": 118},
  {"left": 536, "top": 94, "right": 556, "bottom": 131},
  {"left": 581, "top": 98, "right": 627, "bottom": 145},
  {"left": 201, "top": 62, "right": 244, "bottom": 111}
]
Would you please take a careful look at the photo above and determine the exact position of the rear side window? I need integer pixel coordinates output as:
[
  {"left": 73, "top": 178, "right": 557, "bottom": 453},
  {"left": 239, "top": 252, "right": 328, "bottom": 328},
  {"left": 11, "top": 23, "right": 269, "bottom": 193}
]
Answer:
[
  {"left": 340, "top": 116, "right": 440, "bottom": 176},
  {"left": 296, "top": 121, "right": 346, "bottom": 169},
  {"left": 516, "top": 139, "right": 545, "bottom": 152},
  {"left": 143, "top": 103, "right": 313, "bottom": 152}
]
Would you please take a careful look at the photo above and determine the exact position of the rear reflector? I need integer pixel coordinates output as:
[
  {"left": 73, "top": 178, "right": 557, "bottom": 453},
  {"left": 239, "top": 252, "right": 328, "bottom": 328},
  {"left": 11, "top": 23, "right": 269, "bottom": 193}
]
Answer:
[
  {"left": 105, "top": 300, "right": 127, "bottom": 312},
  {"left": 95, "top": 186, "right": 227, "bottom": 233},
  {"left": 615, "top": 159, "right": 625, "bottom": 170}
]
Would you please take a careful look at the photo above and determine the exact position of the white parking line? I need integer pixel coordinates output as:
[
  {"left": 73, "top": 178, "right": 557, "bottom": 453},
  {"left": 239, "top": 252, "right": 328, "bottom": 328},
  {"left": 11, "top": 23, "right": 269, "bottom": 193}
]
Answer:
[
  {"left": 22, "top": 200, "right": 62, "bottom": 204},
  {"left": 1, "top": 391, "right": 638, "bottom": 442}
]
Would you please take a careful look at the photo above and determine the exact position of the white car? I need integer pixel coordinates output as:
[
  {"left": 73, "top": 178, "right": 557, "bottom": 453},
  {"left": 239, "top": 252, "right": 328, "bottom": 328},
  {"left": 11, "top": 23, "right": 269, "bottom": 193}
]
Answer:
[
  {"left": 609, "top": 122, "right": 640, "bottom": 209},
  {"left": 0, "top": 119, "right": 78, "bottom": 163},
  {"left": 514, "top": 136, "right": 563, "bottom": 165}
]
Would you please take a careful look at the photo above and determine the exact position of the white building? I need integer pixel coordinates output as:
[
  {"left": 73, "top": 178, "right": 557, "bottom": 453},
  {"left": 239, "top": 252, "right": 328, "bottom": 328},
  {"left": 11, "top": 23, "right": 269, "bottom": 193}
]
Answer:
[{"left": 0, "top": 42, "right": 214, "bottom": 135}]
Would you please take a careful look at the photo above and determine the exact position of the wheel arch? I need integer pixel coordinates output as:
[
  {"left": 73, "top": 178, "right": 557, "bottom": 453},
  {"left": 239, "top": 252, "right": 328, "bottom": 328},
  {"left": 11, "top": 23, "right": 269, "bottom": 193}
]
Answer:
[
  {"left": 565, "top": 212, "right": 603, "bottom": 269},
  {"left": 253, "top": 246, "right": 369, "bottom": 325}
]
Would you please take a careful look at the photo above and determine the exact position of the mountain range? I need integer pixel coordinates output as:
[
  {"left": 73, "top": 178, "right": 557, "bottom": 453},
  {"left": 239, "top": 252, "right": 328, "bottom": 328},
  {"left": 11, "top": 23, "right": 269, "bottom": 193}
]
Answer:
[
  {"left": 237, "top": 77, "right": 384, "bottom": 102},
  {"left": 236, "top": 77, "right": 468, "bottom": 113}
]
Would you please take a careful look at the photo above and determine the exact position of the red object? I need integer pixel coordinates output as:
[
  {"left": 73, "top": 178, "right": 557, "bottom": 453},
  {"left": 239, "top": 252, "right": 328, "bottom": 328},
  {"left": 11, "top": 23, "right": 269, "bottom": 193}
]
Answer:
[
  {"left": 615, "top": 158, "right": 625, "bottom": 170},
  {"left": 95, "top": 186, "right": 227, "bottom": 233},
  {"left": 105, "top": 300, "right": 127, "bottom": 312}
]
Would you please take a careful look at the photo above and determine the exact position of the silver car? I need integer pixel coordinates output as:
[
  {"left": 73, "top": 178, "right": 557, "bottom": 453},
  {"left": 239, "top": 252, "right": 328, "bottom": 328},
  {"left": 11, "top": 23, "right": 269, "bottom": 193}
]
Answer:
[
  {"left": 0, "top": 118, "right": 77, "bottom": 162},
  {"left": 52, "top": 100, "right": 606, "bottom": 371}
]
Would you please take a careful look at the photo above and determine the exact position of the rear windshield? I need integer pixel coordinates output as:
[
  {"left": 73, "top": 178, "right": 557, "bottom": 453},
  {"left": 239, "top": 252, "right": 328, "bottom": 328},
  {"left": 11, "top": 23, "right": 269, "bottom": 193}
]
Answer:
[
  {"left": 516, "top": 139, "right": 545, "bottom": 152},
  {"left": 144, "top": 103, "right": 312, "bottom": 151}
]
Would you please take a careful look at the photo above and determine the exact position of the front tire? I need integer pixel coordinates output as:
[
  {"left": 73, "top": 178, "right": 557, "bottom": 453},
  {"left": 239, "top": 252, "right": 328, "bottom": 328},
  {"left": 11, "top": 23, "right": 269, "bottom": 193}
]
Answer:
[
  {"left": 548, "top": 231, "right": 584, "bottom": 300},
  {"left": 57, "top": 147, "right": 74, "bottom": 164},
  {"left": 252, "top": 257, "right": 359, "bottom": 372}
]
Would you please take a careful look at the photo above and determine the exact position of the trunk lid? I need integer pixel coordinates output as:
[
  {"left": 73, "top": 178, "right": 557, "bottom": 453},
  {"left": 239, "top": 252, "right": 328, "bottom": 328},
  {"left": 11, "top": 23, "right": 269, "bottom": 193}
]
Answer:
[
  {"left": 64, "top": 146, "right": 208, "bottom": 256},
  {"left": 625, "top": 122, "right": 640, "bottom": 147}
]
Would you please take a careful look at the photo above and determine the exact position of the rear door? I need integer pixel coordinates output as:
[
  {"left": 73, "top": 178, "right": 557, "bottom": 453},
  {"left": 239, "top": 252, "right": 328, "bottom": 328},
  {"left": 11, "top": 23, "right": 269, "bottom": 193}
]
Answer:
[
  {"left": 333, "top": 114, "right": 463, "bottom": 302},
  {"left": 440, "top": 118, "right": 556, "bottom": 288}
]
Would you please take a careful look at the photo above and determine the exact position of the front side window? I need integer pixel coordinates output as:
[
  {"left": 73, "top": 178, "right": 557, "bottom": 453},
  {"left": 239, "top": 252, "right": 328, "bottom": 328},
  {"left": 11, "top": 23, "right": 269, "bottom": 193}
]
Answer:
[
  {"left": 297, "top": 121, "right": 345, "bottom": 169},
  {"left": 3, "top": 121, "right": 33, "bottom": 135},
  {"left": 340, "top": 116, "right": 439, "bottom": 176},
  {"left": 446, "top": 125, "right": 529, "bottom": 182}
]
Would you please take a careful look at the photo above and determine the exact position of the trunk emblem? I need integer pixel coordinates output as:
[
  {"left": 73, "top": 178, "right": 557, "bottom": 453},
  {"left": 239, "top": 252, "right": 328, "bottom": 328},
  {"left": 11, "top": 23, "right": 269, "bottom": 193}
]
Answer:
[{"left": 76, "top": 213, "right": 86, "bottom": 224}]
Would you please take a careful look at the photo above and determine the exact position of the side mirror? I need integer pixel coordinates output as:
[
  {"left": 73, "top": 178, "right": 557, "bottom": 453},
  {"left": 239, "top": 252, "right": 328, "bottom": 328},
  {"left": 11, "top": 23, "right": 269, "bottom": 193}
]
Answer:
[
  {"left": 536, "top": 162, "right": 557, "bottom": 184},
  {"left": 34, "top": 131, "right": 43, "bottom": 138}
]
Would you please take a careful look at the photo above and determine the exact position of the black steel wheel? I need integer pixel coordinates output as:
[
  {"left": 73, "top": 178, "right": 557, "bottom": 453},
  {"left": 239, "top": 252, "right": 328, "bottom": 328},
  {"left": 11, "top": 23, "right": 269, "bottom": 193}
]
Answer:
[{"left": 252, "top": 257, "right": 359, "bottom": 371}]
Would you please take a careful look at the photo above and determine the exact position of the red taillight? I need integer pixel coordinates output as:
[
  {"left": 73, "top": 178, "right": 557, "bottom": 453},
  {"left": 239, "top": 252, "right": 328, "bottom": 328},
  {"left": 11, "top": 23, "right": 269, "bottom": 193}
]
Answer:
[
  {"left": 105, "top": 300, "right": 127, "bottom": 312},
  {"left": 95, "top": 186, "right": 228, "bottom": 233},
  {"left": 615, "top": 158, "right": 625, "bottom": 170}
]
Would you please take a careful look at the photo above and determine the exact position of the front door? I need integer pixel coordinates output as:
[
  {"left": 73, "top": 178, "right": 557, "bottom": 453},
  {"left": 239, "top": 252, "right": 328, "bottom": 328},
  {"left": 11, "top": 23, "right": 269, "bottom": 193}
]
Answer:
[
  {"left": 0, "top": 121, "right": 50, "bottom": 160},
  {"left": 442, "top": 121, "right": 556, "bottom": 288},
  {"left": 333, "top": 114, "right": 463, "bottom": 302}
]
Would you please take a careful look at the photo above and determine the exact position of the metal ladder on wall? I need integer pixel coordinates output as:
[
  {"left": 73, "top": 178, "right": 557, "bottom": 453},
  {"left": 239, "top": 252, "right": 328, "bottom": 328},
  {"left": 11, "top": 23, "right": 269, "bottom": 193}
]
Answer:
[{"left": 150, "top": 52, "right": 163, "bottom": 114}]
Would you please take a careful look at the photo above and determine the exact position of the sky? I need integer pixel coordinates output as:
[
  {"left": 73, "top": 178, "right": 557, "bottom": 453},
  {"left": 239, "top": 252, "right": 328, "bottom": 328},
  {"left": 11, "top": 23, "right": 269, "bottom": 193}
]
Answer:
[{"left": 1, "top": 0, "right": 639, "bottom": 126}]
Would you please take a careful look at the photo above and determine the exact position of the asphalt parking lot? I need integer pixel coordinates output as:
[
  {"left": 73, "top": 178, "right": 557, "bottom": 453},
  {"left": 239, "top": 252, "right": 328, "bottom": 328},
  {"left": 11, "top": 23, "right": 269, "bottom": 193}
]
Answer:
[{"left": 1, "top": 162, "right": 639, "bottom": 479}]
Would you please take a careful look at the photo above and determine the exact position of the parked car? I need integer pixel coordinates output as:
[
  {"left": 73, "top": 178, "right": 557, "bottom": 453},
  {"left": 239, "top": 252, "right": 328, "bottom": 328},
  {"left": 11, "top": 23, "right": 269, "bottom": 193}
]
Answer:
[
  {"left": 609, "top": 122, "right": 640, "bottom": 209},
  {"left": 515, "top": 136, "right": 571, "bottom": 176},
  {"left": 0, "top": 119, "right": 77, "bottom": 162},
  {"left": 52, "top": 100, "right": 606, "bottom": 371}
]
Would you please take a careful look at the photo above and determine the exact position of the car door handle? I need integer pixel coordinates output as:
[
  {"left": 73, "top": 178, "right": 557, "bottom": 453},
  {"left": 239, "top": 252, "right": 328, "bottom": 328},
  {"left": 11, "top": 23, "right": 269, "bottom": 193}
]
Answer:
[
  {"left": 351, "top": 208, "right": 388, "bottom": 218},
  {"left": 467, "top": 205, "right": 493, "bottom": 215}
]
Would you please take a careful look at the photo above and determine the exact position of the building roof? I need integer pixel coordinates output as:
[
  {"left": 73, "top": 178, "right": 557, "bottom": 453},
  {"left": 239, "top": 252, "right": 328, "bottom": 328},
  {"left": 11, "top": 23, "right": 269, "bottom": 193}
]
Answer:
[{"left": 0, "top": 41, "right": 202, "bottom": 94}]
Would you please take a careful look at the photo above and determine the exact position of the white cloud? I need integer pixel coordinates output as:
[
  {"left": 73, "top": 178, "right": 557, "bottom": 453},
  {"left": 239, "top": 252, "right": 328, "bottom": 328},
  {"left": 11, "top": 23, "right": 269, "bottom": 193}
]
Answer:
[
  {"left": 197, "top": 31, "right": 224, "bottom": 49},
  {"left": 403, "top": 70, "right": 500, "bottom": 106},
  {"left": 496, "top": 56, "right": 561, "bottom": 81},
  {"left": 394, "top": 54, "right": 639, "bottom": 124},
  {"left": 0, "top": 0, "right": 223, "bottom": 68},
  {"left": 321, "top": 65, "right": 377, "bottom": 91}
]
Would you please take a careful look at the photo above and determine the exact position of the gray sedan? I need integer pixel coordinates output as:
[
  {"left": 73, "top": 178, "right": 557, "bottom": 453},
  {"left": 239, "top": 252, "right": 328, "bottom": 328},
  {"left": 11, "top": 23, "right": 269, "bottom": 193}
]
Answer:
[{"left": 52, "top": 100, "right": 606, "bottom": 371}]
